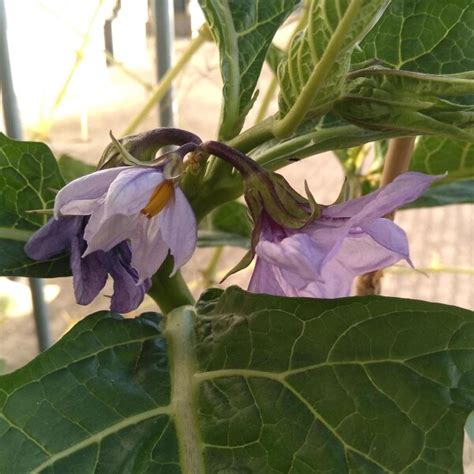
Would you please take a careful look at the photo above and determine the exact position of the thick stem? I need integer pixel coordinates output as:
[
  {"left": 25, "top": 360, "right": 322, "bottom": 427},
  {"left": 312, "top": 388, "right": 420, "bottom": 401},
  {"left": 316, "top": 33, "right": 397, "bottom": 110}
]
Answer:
[
  {"left": 148, "top": 256, "right": 195, "bottom": 314},
  {"left": 356, "top": 137, "right": 416, "bottom": 296},
  {"left": 226, "top": 117, "right": 275, "bottom": 153},
  {"left": 254, "top": 76, "right": 278, "bottom": 124},
  {"left": 379, "top": 137, "right": 416, "bottom": 184},
  {"left": 121, "top": 26, "right": 208, "bottom": 136},
  {"left": 201, "top": 246, "right": 224, "bottom": 286},
  {"left": 201, "top": 140, "right": 261, "bottom": 174},
  {"left": 273, "top": 0, "right": 363, "bottom": 138}
]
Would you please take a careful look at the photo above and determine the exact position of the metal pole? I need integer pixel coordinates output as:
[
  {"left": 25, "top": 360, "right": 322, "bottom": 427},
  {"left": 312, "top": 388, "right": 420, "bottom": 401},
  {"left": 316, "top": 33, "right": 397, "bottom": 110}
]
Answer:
[
  {"left": 0, "top": 0, "right": 52, "bottom": 351},
  {"left": 153, "top": 0, "right": 175, "bottom": 127}
]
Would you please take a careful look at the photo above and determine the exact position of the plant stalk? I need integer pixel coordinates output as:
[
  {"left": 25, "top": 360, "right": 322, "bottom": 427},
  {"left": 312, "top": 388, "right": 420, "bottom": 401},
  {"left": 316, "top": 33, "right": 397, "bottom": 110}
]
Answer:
[
  {"left": 201, "top": 246, "right": 224, "bottom": 286},
  {"left": 254, "top": 76, "right": 278, "bottom": 124},
  {"left": 148, "top": 257, "right": 195, "bottom": 314},
  {"left": 253, "top": 1, "right": 309, "bottom": 125},
  {"left": 272, "top": 0, "right": 363, "bottom": 138}
]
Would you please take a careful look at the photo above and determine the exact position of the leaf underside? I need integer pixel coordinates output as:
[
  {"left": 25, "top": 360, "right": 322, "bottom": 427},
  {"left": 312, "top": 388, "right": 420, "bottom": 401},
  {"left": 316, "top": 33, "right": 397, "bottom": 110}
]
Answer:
[
  {"left": 199, "top": 0, "right": 299, "bottom": 139},
  {"left": 2, "top": 287, "right": 473, "bottom": 473}
]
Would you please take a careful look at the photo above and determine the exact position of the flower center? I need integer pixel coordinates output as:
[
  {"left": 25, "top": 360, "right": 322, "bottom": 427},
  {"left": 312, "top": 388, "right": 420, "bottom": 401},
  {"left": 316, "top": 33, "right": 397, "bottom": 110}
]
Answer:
[{"left": 141, "top": 180, "right": 174, "bottom": 219}]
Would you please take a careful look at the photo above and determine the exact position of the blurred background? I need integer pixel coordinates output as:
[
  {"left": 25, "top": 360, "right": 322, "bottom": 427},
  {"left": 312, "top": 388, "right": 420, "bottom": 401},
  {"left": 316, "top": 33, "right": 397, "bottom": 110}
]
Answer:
[{"left": 0, "top": 0, "right": 472, "bottom": 375}]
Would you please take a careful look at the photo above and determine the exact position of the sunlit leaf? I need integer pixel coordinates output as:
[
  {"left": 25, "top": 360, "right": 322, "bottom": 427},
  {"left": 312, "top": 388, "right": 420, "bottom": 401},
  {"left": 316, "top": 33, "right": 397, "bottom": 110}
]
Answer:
[{"left": 2, "top": 288, "right": 473, "bottom": 472}]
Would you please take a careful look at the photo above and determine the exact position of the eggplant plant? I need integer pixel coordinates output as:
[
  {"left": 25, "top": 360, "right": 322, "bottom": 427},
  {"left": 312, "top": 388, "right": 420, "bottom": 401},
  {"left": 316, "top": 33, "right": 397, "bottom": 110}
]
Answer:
[{"left": 1, "top": 1, "right": 474, "bottom": 472}]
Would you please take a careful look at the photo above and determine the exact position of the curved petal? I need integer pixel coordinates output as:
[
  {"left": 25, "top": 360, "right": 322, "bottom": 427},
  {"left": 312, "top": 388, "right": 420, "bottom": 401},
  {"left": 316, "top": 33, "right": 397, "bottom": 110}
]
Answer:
[
  {"left": 54, "top": 167, "right": 127, "bottom": 217},
  {"left": 248, "top": 258, "right": 286, "bottom": 296},
  {"left": 107, "top": 243, "right": 148, "bottom": 313},
  {"left": 300, "top": 260, "right": 354, "bottom": 298},
  {"left": 336, "top": 230, "right": 408, "bottom": 275},
  {"left": 255, "top": 232, "right": 325, "bottom": 282},
  {"left": 103, "top": 167, "right": 164, "bottom": 218},
  {"left": 324, "top": 172, "right": 440, "bottom": 222},
  {"left": 130, "top": 218, "right": 169, "bottom": 282},
  {"left": 362, "top": 218, "right": 411, "bottom": 265},
  {"left": 59, "top": 197, "right": 104, "bottom": 216},
  {"left": 82, "top": 205, "right": 136, "bottom": 255},
  {"left": 24, "top": 216, "right": 83, "bottom": 260},
  {"left": 159, "top": 188, "right": 197, "bottom": 274},
  {"left": 70, "top": 234, "right": 108, "bottom": 305}
]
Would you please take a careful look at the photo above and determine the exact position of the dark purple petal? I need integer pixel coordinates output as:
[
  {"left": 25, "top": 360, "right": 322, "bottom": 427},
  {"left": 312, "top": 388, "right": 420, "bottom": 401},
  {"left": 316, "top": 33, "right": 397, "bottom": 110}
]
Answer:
[
  {"left": 25, "top": 216, "right": 83, "bottom": 260},
  {"left": 70, "top": 232, "right": 108, "bottom": 306},
  {"left": 106, "top": 242, "right": 147, "bottom": 313}
]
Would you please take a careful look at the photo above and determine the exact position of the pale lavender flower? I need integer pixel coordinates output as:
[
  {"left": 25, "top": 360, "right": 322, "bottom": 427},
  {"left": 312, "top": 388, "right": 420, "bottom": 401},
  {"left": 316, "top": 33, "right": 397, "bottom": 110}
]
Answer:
[
  {"left": 249, "top": 172, "right": 439, "bottom": 298},
  {"left": 26, "top": 165, "right": 197, "bottom": 311},
  {"left": 25, "top": 216, "right": 150, "bottom": 312}
]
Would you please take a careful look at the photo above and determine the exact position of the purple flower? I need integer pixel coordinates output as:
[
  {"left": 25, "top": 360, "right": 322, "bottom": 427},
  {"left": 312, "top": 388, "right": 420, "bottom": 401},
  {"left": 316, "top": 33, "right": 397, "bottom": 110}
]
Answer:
[
  {"left": 248, "top": 172, "right": 439, "bottom": 298},
  {"left": 25, "top": 166, "right": 197, "bottom": 311}
]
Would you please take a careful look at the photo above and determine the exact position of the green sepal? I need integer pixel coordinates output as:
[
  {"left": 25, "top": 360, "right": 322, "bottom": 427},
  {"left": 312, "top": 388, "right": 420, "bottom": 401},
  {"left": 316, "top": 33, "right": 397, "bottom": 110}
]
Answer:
[{"left": 243, "top": 170, "right": 321, "bottom": 230}]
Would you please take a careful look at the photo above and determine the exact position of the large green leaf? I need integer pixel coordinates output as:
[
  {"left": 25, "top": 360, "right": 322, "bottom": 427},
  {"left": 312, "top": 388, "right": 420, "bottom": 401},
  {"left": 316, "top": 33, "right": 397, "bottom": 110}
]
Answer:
[
  {"left": 355, "top": 0, "right": 474, "bottom": 74},
  {"left": 199, "top": 0, "right": 299, "bottom": 140},
  {"left": 277, "top": 0, "right": 389, "bottom": 120},
  {"left": 58, "top": 154, "right": 95, "bottom": 183},
  {"left": 0, "top": 133, "right": 64, "bottom": 232},
  {"left": 0, "top": 239, "right": 71, "bottom": 278},
  {"left": 411, "top": 136, "right": 474, "bottom": 180},
  {"left": 0, "top": 133, "right": 71, "bottom": 277},
  {"left": 0, "top": 311, "right": 173, "bottom": 473},
  {"left": 402, "top": 136, "right": 474, "bottom": 208},
  {"left": 2, "top": 288, "right": 474, "bottom": 472}
]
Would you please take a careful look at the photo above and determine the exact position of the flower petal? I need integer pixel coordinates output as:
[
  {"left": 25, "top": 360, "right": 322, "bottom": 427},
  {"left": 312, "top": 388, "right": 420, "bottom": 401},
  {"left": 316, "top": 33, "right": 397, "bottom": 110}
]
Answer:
[
  {"left": 248, "top": 258, "right": 286, "bottom": 296},
  {"left": 70, "top": 234, "right": 108, "bottom": 305},
  {"left": 107, "top": 242, "right": 148, "bottom": 313},
  {"left": 159, "top": 188, "right": 197, "bottom": 274},
  {"left": 103, "top": 167, "right": 164, "bottom": 218},
  {"left": 60, "top": 197, "right": 103, "bottom": 216},
  {"left": 362, "top": 218, "right": 411, "bottom": 265},
  {"left": 54, "top": 167, "right": 127, "bottom": 217},
  {"left": 83, "top": 205, "right": 136, "bottom": 255},
  {"left": 331, "top": 231, "right": 405, "bottom": 277},
  {"left": 324, "top": 172, "right": 440, "bottom": 222},
  {"left": 255, "top": 232, "right": 325, "bottom": 282},
  {"left": 130, "top": 218, "right": 169, "bottom": 282},
  {"left": 25, "top": 216, "right": 83, "bottom": 260}
]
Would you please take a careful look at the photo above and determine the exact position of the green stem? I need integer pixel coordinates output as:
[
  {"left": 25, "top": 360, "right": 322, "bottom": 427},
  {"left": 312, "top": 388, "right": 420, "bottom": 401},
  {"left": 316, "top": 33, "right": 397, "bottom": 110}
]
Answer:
[
  {"left": 255, "top": 125, "right": 402, "bottom": 171},
  {"left": 198, "top": 118, "right": 274, "bottom": 208},
  {"left": 226, "top": 116, "right": 275, "bottom": 153},
  {"left": 121, "top": 26, "right": 209, "bottom": 136},
  {"left": 201, "top": 246, "right": 224, "bottom": 286},
  {"left": 272, "top": 0, "right": 363, "bottom": 138},
  {"left": 254, "top": 76, "right": 278, "bottom": 124},
  {"left": 148, "top": 257, "right": 194, "bottom": 314}
]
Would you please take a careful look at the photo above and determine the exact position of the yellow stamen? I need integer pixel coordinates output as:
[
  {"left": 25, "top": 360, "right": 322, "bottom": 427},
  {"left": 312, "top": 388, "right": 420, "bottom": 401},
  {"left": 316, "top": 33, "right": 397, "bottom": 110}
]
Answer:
[{"left": 141, "top": 180, "right": 174, "bottom": 218}]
